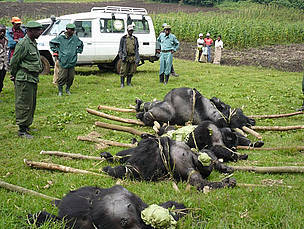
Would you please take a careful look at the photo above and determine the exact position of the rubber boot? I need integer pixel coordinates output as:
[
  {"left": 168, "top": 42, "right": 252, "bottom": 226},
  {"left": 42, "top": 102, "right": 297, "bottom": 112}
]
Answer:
[
  {"left": 296, "top": 99, "right": 304, "bottom": 111},
  {"left": 58, "top": 85, "right": 63, "bottom": 96},
  {"left": 120, "top": 76, "right": 125, "bottom": 88},
  {"left": 66, "top": 86, "right": 71, "bottom": 95},
  {"left": 127, "top": 75, "right": 133, "bottom": 86},
  {"left": 164, "top": 75, "right": 169, "bottom": 85},
  {"left": 159, "top": 73, "right": 164, "bottom": 83},
  {"left": 18, "top": 125, "right": 33, "bottom": 139}
]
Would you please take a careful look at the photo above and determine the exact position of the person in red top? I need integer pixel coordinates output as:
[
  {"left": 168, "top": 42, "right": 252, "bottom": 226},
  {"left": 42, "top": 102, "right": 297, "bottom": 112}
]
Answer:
[
  {"left": 204, "top": 33, "right": 213, "bottom": 63},
  {"left": 6, "top": 17, "right": 26, "bottom": 61}
]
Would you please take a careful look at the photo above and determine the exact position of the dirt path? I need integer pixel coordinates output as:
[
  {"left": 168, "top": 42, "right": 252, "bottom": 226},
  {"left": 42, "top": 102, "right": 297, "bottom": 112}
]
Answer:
[{"left": 1, "top": 1, "right": 303, "bottom": 72}]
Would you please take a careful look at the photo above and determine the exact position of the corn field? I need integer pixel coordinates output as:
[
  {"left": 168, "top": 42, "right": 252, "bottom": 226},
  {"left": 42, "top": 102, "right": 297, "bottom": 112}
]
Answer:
[{"left": 152, "top": 3, "right": 304, "bottom": 49}]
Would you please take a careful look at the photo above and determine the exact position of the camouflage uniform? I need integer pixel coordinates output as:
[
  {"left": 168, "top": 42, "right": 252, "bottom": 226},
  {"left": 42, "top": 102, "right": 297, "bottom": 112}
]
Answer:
[{"left": 10, "top": 31, "right": 42, "bottom": 135}]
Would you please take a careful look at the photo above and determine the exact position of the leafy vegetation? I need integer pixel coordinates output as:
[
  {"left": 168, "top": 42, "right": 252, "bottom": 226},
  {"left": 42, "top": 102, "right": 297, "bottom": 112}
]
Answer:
[
  {"left": 0, "top": 60, "right": 303, "bottom": 228},
  {"left": 152, "top": 2, "right": 304, "bottom": 49}
]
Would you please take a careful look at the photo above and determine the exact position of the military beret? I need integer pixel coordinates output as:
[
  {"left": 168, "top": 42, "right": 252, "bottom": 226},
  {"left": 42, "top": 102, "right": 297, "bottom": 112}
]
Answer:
[
  {"left": 25, "top": 21, "right": 42, "bottom": 29},
  {"left": 66, "top": 23, "right": 76, "bottom": 29}
]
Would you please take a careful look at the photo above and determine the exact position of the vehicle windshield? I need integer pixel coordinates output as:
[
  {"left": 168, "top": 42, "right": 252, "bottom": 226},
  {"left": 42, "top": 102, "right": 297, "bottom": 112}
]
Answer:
[
  {"left": 131, "top": 19, "right": 150, "bottom": 34},
  {"left": 47, "top": 19, "right": 71, "bottom": 36}
]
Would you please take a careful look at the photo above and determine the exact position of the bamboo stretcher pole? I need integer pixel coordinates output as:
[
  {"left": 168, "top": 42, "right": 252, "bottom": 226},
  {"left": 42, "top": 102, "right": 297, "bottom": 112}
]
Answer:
[
  {"left": 0, "top": 180, "right": 59, "bottom": 201},
  {"left": 40, "top": 150, "right": 103, "bottom": 161},
  {"left": 86, "top": 108, "right": 144, "bottom": 126},
  {"left": 24, "top": 159, "right": 105, "bottom": 177},
  {"left": 97, "top": 105, "right": 136, "bottom": 113},
  {"left": 251, "top": 125, "right": 304, "bottom": 131},
  {"left": 231, "top": 166, "right": 304, "bottom": 173},
  {"left": 248, "top": 111, "right": 303, "bottom": 119},
  {"left": 242, "top": 126, "right": 262, "bottom": 139},
  {"left": 77, "top": 136, "right": 135, "bottom": 148},
  {"left": 95, "top": 121, "right": 147, "bottom": 136}
]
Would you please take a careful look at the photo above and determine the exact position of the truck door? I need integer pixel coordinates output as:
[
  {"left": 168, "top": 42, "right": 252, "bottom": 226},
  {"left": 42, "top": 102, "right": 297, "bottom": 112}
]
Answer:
[
  {"left": 74, "top": 20, "right": 95, "bottom": 63},
  {"left": 94, "top": 17, "right": 126, "bottom": 62}
]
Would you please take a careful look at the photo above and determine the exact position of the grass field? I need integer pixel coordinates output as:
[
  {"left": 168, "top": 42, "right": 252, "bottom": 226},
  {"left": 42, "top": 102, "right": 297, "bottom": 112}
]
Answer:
[{"left": 0, "top": 59, "right": 303, "bottom": 228}]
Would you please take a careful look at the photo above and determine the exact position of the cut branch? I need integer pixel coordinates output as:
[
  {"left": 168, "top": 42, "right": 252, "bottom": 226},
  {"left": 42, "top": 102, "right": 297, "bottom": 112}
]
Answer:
[
  {"left": 77, "top": 135, "right": 135, "bottom": 148},
  {"left": 0, "top": 180, "right": 59, "bottom": 201},
  {"left": 40, "top": 150, "right": 103, "bottom": 161},
  {"left": 232, "top": 166, "right": 304, "bottom": 173},
  {"left": 86, "top": 108, "right": 144, "bottom": 126},
  {"left": 248, "top": 111, "right": 303, "bottom": 119},
  {"left": 24, "top": 159, "right": 105, "bottom": 176},
  {"left": 242, "top": 126, "right": 262, "bottom": 139},
  {"left": 237, "top": 183, "right": 292, "bottom": 188},
  {"left": 237, "top": 146, "right": 304, "bottom": 151},
  {"left": 95, "top": 121, "right": 147, "bottom": 136},
  {"left": 98, "top": 105, "right": 136, "bottom": 113},
  {"left": 251, "top": 125, "right": 304, "bottom": 131}
]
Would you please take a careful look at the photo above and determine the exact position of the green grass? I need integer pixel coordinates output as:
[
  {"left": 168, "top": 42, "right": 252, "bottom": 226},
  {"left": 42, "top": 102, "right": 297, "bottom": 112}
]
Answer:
[
  {"left": 152, "top": 2, "right": 304, "bottom": 48},
  {"left": 0, "top": 60, "right": 303, "bottom": 228}
]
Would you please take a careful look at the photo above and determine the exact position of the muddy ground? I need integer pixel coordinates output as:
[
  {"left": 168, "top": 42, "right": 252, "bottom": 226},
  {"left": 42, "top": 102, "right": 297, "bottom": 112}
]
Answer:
[{"left": 1, "top": 0, "right": 303, "bottom": 72}]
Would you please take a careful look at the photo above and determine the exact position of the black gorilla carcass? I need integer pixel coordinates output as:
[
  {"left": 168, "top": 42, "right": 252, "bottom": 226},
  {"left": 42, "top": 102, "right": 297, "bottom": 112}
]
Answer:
[
  {"left": 135, "top": 87, "right": 255, "bottom": 129},
  {"left": 155, "top": 120, "right": 263, "bottom": 162},
  {"left": 102, "top": 136, "right": 236, "bottom": 191},
  {"left": 28, "top": 185, "right": 187, "bottom": 229}
]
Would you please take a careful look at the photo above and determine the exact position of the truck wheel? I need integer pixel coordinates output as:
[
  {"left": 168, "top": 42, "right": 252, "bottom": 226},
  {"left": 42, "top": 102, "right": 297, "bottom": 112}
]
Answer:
[
  {"left": 114, "top": 59, "right": 122, "bottom": 74},
  {"left": 40, "top": 55, "right": 50, "bottom": 75}
]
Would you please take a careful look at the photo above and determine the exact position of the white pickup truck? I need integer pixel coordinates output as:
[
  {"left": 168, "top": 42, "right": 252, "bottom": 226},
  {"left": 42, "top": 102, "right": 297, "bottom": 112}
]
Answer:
[{"left": 36, "top": 6, "right": 158, "bottom": 74}]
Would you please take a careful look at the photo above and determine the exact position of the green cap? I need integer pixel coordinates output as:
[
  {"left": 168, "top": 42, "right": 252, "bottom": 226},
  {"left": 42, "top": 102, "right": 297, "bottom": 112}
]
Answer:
[
  {"left": 66, "top": 23, "right": 76, "bottom": 29},
  {"left": 25, "top": 21, "right": 42, "bottom": 29}
]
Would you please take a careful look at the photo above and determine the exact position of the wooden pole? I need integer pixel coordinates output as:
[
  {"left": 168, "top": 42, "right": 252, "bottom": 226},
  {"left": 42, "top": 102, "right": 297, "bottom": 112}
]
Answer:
[
  {"left": 97, "top": 105, "right": 136, "bottom": 113},
  {"left": 251, "top": 125, "right": 304, "bottom": 131},
  {"left": 77, "top": 136, "right": 135, "bottom": 148},
  {"left": 40, "top": 150, "right": 103, "bottom": 161},
  {"left": 86, "top": 108, "right": 144, "bottom": 126},
  {"left": 237, "top": 183, "right": 292, "bottom": 188},
  {"left": 95, "top": 121, "right": 147, "bottom": 136},
  {"left": 0, "top": 180, "right": 59, "bottom": 201},
  {"left": 24, "top": 159, "right": 105, "bottom": 177},
  {"left": 248, "top": 111, "right": 303, "bottom": 119},
  {"left": 232, "top": 166, "right": 304, "bottom": 173},
  {"left": 237, "top": 146, "right": 304, "bottom": 151},
  {"left": 242, "top": 126, "right": 262, "bottom": 139}
]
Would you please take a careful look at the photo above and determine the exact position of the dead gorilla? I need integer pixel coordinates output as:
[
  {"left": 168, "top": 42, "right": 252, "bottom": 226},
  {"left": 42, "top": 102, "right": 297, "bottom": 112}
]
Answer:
[
  {"left": 28, "top": 185, "right": 187, "bottom": 229},
  {"left": 102, "top": 136, "right": 236, "bottom": 190},
  {"left": 135, "top": 87, "right": 255, "bottom": 128},
  {"left": 156, "top": 120, "right": 263, "bottom": 162}
]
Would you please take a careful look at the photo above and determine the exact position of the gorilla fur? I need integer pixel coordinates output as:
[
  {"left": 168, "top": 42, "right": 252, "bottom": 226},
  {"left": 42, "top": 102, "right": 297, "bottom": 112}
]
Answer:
[
  {"left": 28, "top": 185, "right": 187, "bottom": 229},
  {"left": 135, "top": 87, "right": 255, "bottom": 129},
  {"left": 102, "top": 136, "right": 236, "bottom": 191}
]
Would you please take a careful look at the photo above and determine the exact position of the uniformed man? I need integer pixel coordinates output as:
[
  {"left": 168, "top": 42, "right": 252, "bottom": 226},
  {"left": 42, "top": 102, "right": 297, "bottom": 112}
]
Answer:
[
  {"left": 118, "top": 25, "right": 140, "bottom": 88},
  {"left": 297, "top": 76, "right": 304, "bottom": 111},
  {"left": 49, "top": 23, "right": 83, "bottom": 96},
  {"left": 157, "top": 25, "right": 179, "bottom": 85},
  {"left": 10, "top": 21, "right": 43, "bottom": 139}
]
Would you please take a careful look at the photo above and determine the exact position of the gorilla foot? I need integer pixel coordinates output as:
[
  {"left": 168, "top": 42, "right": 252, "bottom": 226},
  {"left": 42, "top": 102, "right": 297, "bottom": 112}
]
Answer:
[
  {"left": 100, "top": 152, "right": 114, "bottom": 162},
  {"left": 238, "top": 154, "right": 248, "bottom": 161},
  {"left": 221, "top": 177, "right": 237, "bottom": 188},
  {"left": 252, "top": 140, "right": 264, "bottom": 148},
  {"left": 135, "top": 98, "right": 143, "bottom": 112}
]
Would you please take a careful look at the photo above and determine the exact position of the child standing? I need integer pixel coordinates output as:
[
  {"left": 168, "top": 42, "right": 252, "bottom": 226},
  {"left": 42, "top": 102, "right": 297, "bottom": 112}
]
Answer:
[{"left": 213, "top": 35, "right": 223, "bottom": 65}]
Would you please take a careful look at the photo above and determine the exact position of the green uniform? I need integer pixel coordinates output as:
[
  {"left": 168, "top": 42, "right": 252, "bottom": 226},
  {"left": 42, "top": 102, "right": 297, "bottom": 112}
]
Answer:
[
  {"left": 49, "top": 33, "right": 83, "bottom": 88},
  {"left": 10, "top": 34, "right": 42, "bottom": 129},
  {"left": 120, "top": 36, "right": 137, "bottom": 77}
]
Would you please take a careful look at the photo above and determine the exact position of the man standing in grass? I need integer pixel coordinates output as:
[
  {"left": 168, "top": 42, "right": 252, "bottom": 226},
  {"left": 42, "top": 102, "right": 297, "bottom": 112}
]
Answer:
[
  {"left": 157, "top": 25, "right": 179, "bottom": 85},
  {"left": 0, "top": 25, "right": 8, "bottom": 101},
  {"left": 10, "top": 21, "right": 43, "bottom": 139},
  {"left": 49, "top": 23, "right": 83, "bottom": 96},
  {"left": 118, "top": 25, "right": 140, "bottom": 88},
  {"left": 297, "top": 76, "right": 304, "bottom": 111}
]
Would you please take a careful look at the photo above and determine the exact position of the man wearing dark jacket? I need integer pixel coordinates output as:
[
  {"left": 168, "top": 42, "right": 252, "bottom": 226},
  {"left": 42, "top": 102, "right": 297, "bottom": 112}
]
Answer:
[{"left": 118, "top": 25, "right": 140, "bottom": 88}]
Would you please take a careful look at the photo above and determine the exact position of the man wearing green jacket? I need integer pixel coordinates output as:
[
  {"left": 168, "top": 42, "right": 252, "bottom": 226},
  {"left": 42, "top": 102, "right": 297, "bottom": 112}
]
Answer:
[
  {"left": 10, "top": 21, "right": 43, "bottom": 139},
  {"left": 49, "top": 23, "right": 83, "bottom": 96}
]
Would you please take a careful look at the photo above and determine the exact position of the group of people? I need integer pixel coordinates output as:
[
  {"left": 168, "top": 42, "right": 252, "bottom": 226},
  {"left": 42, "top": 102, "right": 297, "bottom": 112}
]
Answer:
[
  {"left": 195, "top": 33, "right": 223, "bottom": 64},
  {"left": 119, "top": 23, "right": 179, "bottom": 87},
  {"left": 0, "top": 17, "right": 303, "bottom": 139}
]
